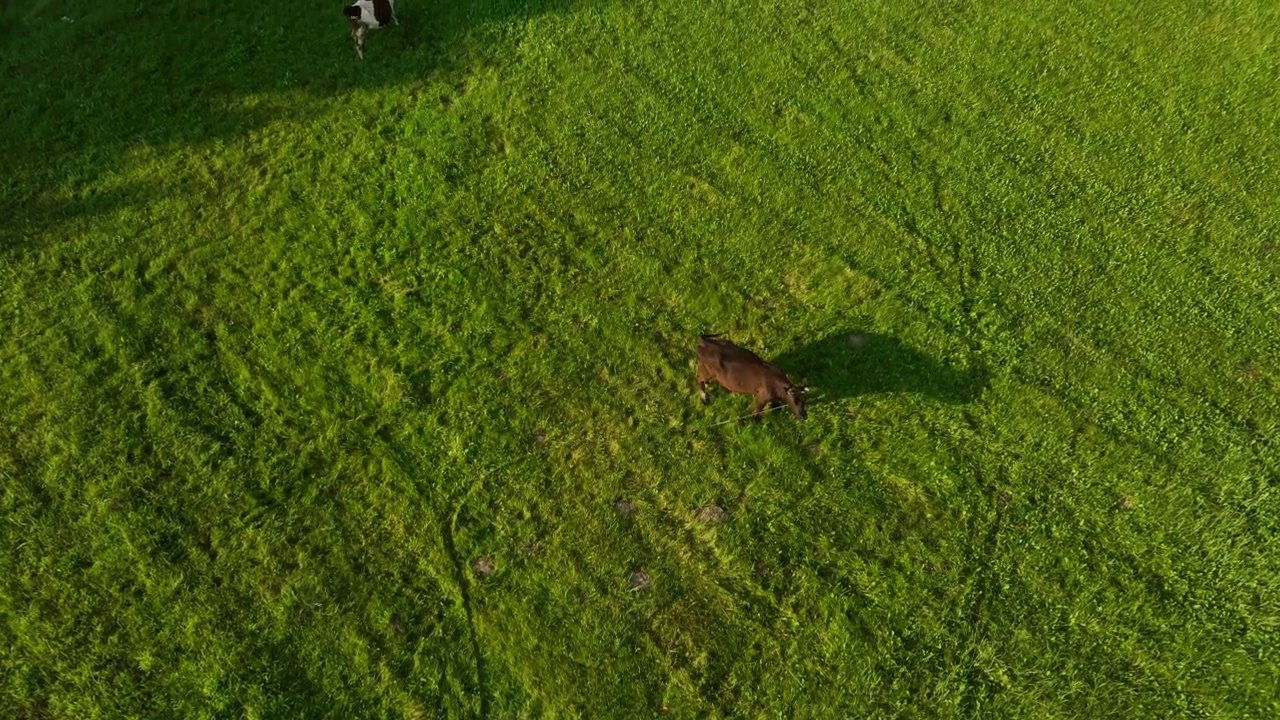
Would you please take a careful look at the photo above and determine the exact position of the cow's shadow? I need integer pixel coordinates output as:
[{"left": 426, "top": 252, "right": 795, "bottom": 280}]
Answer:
[{"left": 771, "top": 330, "right": 988, "bottom": 405}]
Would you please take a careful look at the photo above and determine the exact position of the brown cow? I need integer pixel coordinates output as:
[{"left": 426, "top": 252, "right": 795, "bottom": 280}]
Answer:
[{"left": 696, "top": 334, "right": 808, "bottom": 420}]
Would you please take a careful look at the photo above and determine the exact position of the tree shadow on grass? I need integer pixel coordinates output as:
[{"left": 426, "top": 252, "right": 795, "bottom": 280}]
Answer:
[
  {"left": 771, "top": 330, "right": 989, "bottom": 405},
  {"left": 0, "top": 0, "right": 575, "bottom": 254}
]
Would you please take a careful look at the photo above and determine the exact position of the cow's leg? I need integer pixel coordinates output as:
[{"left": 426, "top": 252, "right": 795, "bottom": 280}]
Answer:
[
  {"left": 750, "top": 397, "right": 768, "bottom": 418},
  {"left": 355, "top": 26, "right": 367, "bottom": 59},
  {"left": 696, "top": 363, "right": 712, "bottom": 404}
]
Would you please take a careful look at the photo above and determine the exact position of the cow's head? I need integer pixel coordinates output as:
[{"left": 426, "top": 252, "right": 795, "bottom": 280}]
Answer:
[{"left": 786, "top": 385, "right": 809, "bottom": 420}]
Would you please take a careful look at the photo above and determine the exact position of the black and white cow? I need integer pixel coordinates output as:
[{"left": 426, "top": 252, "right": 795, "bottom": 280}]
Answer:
[{"left": 343, "top": 0, "right": 397, "bottom": 60}]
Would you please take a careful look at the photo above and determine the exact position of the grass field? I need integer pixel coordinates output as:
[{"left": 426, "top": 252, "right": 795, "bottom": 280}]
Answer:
[{"left": 3, "top": 0, "right": 1280, "bottom": 717}]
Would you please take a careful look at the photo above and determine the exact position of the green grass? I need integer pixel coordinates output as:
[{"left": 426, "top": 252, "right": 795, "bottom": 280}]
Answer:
[{"left": 3, "top": 0, "right": 1280, "bottom": 716}]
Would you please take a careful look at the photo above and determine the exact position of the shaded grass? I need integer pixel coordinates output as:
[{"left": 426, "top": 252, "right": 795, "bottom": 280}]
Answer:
[{"left": 3, "top": 0, "right": 1280, "bottom": 717}]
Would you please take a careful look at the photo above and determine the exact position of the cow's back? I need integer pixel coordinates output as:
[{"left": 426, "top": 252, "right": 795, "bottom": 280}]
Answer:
[
  {"left": 697, "top": 335, "right": 764, "bottom": 367},
  {"left": 698, "top": 335, "right": 788, "bottom": 395}
]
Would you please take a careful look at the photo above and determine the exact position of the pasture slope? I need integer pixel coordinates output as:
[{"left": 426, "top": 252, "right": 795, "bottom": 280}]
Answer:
[{"left": 2, "top": 0, "right": 1278, "bottom": 717}]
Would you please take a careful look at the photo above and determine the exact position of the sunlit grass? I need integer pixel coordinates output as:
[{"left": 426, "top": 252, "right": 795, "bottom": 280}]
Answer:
[{"left": 2, "top": 0, "right": 1278, "bottom": 717}]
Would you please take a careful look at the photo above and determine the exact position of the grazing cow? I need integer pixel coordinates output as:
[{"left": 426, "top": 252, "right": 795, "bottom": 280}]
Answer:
[
  {"left": 343, "top": 0, "right": 397, "bottom": 60},
  {"left": 696, "top": 334, "right": 808, "bottom": 420}
]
